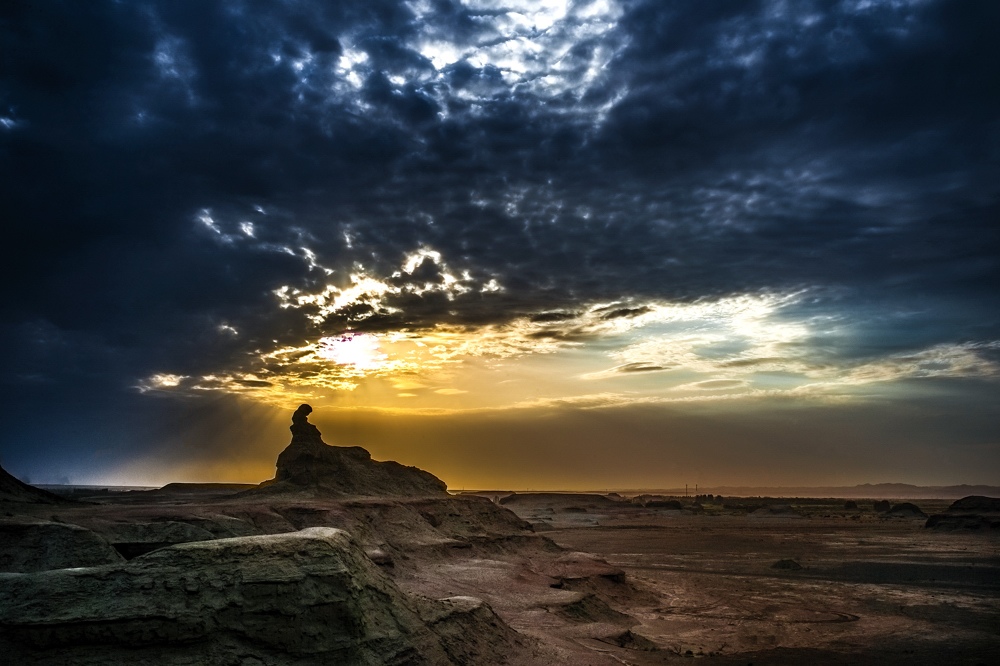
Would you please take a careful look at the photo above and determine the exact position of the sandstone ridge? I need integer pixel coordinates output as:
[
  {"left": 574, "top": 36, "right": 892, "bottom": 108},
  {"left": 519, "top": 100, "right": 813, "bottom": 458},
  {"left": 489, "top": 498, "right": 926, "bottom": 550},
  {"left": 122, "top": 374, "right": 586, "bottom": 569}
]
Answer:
[{"left": 248, "top": 404, "right": 448, "bottom": 498}]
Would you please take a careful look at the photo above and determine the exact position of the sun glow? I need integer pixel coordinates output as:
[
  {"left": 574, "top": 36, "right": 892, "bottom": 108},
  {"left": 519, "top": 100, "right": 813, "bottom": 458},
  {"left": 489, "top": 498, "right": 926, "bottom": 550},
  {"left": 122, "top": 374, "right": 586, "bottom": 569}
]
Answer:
[{"left": 316, "top": 334, "right": 389, "bottom": 371}]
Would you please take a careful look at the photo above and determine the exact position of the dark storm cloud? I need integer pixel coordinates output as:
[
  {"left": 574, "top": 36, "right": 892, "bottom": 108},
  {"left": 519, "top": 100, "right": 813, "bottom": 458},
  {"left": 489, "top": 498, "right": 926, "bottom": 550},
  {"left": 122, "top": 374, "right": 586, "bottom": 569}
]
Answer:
[{"left": 1, "top": 0, "right": 998, "bottom": 477}]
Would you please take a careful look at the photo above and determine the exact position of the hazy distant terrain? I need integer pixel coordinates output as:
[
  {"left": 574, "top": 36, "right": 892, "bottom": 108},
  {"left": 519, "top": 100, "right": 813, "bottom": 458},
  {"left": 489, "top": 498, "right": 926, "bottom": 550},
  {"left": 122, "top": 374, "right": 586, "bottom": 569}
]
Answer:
[{"left": 601, "top": 484, "right": 1000, "bottom": 500}]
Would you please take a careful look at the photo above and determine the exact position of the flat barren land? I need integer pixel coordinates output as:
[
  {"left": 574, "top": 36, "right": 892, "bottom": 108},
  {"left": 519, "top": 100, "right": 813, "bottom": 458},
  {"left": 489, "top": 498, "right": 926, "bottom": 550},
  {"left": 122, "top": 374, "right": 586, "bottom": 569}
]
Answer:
[{"left": 506, "top": 494, "right": 999, "bottom": 664}]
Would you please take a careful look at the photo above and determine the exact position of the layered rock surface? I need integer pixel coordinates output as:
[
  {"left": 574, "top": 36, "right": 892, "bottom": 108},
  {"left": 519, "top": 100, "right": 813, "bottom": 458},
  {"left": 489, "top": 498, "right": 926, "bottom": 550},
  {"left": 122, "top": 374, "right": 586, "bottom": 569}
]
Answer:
[
  {"left": 0, "top": 520, "right": 124, "bottom": 572},
  {"left": 248, "top": 404, "right": 448, "bottom": 498},
  {"left": 0, "top": 527, "right": 528, "bottom": 666}
]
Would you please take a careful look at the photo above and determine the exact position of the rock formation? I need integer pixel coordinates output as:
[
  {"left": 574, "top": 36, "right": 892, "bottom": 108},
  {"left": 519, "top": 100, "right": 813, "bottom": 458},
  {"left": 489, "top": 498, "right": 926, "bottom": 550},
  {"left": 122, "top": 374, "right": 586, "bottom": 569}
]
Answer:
[
  {"left": 0, "top": 527, "right": 528, "bottom": 665},
  {"left": 925, "top": 495, "right": 1000, "bottom": 530},
  {"left": 0, "top": 520, "right": 124, "bottom": 572},
  {"left": 947, "top": 495, "right": 1000, "bottom": 513},
  {"left": 886, "top": 502, "right": 926, "bottom": 518},
  {"left": 249, "top": 404, "right": 448, "bottom": 498}
]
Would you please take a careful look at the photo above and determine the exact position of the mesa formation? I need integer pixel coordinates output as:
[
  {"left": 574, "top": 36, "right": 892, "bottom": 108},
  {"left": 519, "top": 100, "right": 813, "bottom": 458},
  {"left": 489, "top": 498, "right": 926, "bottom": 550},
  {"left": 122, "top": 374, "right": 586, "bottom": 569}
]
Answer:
[{"left": 1, "top": 406, "right": 998, "bottom": 665}]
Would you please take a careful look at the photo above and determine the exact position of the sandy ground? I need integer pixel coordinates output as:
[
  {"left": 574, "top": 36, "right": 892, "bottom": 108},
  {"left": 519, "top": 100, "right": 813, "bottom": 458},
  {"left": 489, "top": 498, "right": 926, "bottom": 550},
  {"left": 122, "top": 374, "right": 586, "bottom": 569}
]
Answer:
[
  {"left": 499, "top": 498, "right": 1000, "bottom": 665},
  {"left": 5, "top": 490, "right": 997, "bottom": 665}
]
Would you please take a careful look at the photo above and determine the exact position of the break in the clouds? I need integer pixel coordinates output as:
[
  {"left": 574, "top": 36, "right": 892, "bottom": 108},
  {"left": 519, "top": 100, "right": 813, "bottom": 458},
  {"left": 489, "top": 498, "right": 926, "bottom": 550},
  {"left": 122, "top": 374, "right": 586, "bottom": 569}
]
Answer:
[{"left": 1, "top": 0, "right": 998, "bottom": 486}]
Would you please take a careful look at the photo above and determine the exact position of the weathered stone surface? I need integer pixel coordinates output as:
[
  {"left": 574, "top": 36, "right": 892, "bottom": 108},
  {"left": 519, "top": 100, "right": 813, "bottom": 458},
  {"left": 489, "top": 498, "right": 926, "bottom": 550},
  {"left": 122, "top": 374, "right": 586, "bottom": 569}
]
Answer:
[
  {"left": 0, "top": 520, "right": 124, "bottom": 572},
  {"left": 248, "top": 404, "right": 448, "bottom": 498},
  {"left": 0, "top": 527, "right": 527, "bottom": 665}
]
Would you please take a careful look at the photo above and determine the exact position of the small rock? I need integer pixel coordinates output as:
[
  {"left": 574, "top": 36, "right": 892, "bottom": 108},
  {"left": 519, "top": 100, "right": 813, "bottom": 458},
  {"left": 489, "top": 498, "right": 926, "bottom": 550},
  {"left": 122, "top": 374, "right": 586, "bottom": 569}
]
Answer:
[{"left": 771, "top": 558, "right": 802, "bottom": 570}]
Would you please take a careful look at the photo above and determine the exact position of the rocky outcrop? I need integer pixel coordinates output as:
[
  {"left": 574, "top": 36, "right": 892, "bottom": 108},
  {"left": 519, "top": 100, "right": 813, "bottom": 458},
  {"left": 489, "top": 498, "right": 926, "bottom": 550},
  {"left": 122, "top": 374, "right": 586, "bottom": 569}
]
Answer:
[
  {"left": 886, "top": 502, "right": 926, "bottom": 518},
  {"left": 0, "top": 527, "right": 529, "bottom": 665},
  {"left": 947, "top": 496, "right": 1000, "bottom": 513},
  {"left": 0, "top": 520, "right": 124, "bottom": 572},
  {"left": 0, "top": 464, "right": 64, "bottom": 504},
  {"left": 249, "top": 404, "right": 448, "bottom": 498},
  {"left": 925, "top": 496, "right": 1000, "bottom": 531}
]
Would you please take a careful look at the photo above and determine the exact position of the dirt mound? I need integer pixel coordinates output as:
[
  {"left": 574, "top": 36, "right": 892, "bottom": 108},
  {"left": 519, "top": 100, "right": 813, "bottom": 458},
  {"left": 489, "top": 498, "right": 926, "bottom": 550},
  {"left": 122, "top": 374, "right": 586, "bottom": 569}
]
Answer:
[
  {"left": 947, "top": 496, "right": 1000, "bottom": 513},
  {"left": 0, "top": 527, "right": 530, "bottom": 665},
  {"left": 246, "top": 404, "right": 448, "bottom": 498},
  {"left": 0, "top": 464, "right": 64, "bottom": 504},
  {"left": 886, "top": 502, "right": 927, "bottom": 518},
  {"left": 772, "top": 558, "right": 803, "bottom": 570}
]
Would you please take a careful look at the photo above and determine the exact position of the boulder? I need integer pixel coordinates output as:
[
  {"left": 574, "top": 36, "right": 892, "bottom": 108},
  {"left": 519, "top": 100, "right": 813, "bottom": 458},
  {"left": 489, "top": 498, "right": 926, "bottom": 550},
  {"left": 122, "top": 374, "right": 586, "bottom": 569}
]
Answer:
[
  {"left": 248, "top": 404, "right": 448, "bottom": 498},
  {"left": 771, "top": 558, "right": 803, "bottom": 570},
  {"left": 0, "top": 527, "right": 527, "bottom": 665}
]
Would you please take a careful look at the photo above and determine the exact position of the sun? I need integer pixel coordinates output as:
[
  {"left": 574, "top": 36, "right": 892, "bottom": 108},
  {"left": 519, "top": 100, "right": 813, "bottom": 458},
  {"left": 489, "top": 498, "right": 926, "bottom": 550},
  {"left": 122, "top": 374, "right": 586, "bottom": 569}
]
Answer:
[{"left": 316, "top": 334, "right": 388, "bottom": 371}]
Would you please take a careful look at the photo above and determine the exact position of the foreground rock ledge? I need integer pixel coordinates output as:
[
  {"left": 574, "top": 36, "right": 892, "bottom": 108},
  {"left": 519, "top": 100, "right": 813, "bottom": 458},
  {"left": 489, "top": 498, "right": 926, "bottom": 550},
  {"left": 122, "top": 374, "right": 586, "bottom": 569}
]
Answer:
[{"left": 0, "top": 527, "right": 527, "bottom": 665}]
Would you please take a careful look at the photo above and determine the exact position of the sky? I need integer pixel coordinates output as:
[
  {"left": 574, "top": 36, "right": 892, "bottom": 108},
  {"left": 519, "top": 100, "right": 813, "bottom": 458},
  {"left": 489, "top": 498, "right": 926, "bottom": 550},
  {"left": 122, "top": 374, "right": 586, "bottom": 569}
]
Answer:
[{"left": 1, "top": 0, "right": 998, "bottom": 489}]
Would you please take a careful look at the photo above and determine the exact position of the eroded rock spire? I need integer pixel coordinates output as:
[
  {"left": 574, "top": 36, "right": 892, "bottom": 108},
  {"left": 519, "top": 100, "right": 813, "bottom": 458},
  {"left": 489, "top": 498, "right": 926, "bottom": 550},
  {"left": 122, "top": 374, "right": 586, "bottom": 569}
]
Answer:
[{"left": 289, "top": 404, "right": 324, "bottom": 445}]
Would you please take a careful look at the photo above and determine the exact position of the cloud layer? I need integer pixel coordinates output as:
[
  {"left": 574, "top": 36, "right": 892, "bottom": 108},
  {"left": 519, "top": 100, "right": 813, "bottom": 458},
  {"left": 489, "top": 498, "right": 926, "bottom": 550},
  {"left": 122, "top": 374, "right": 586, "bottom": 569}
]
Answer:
[{"left": 1, "top": 1, "right": 998, "bottom": 484}]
